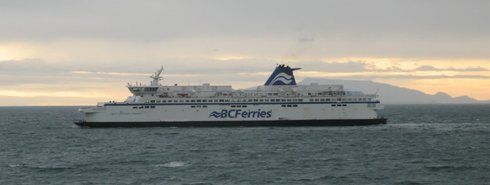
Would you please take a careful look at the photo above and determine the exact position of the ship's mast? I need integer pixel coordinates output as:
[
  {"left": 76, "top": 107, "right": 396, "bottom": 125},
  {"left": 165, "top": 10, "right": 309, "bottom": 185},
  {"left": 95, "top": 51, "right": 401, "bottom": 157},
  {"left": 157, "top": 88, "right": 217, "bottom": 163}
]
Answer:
[{"left": 150, "top": 66, "right": 164, "bottom": 86}]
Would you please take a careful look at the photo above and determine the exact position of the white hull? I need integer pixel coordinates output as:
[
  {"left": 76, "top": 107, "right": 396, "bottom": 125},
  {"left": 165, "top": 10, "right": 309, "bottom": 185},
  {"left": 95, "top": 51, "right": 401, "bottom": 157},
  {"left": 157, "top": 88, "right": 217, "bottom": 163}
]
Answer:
[{"left": 82, "top": 102, "right": 382, "bottom": 123}]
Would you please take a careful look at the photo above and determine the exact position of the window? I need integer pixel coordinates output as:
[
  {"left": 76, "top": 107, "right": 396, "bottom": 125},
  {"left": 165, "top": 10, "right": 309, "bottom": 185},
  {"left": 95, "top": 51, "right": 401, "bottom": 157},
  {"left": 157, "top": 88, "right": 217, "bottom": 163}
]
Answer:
[
  {"left": 132, "top": 106, "right": 137, "bottom": 109},
  {"left": 243, "top": 105, "right": 247, "bottom": 108},
  {"left": 197, "top": 99, "right": 202, "bottom": 102},
  {"left": 145, "top": 106, "right": 149, "bottom": 109},
  {"left": 271, "top": 99, "right": 275, "bottom": 102},
  {"left": 191, "top": 100, "right": 196, "bottom": 102},
  {"left": 150, "top": 105, "right": 155, "bottom": 108},
  {"left": 287, "top": 105, "right": 292, "bottom": 107},
  {"left": 203, "top": 105, "right": 207, "bottom": 108},
  {"left": 281, "top": 105, "right": 286, "bottom": 107},
  {"left": 185, "top": 100, "right": 189, "bottom": 102},
  {"left": 292, "top": 105, "right": 298, "bottom": 107},
  {"left": 191, "top": 105, "right": 195, "bottom": 108}
]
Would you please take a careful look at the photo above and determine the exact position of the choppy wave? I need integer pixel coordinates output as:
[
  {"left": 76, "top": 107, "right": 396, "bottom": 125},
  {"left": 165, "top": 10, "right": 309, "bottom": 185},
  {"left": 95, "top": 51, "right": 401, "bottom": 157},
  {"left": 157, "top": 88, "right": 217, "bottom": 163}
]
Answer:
[{"left": 153, "top": 161, "right": 187, "bottom": 168}]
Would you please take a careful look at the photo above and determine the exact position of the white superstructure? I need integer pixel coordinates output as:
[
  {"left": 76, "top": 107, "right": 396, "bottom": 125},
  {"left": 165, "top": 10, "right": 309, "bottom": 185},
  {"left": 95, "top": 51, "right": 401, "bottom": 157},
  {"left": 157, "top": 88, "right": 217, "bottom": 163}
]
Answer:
[{"left": 77, "top": 65, "right": 386, "bottom": 127}]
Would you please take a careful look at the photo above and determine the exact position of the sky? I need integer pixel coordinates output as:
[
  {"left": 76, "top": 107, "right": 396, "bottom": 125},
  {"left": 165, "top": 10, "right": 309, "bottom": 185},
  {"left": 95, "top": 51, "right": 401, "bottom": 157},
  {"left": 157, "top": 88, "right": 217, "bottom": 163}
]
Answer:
[{"left": 1, "top": 0, "right": 490, "bottom": 105}]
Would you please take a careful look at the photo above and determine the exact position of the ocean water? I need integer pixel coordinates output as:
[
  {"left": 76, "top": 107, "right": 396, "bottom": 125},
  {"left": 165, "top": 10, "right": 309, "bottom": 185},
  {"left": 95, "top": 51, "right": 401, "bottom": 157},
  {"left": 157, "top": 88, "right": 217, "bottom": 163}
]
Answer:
[{"left": 1, "top": 105, "right": 489, "bottom": 185}]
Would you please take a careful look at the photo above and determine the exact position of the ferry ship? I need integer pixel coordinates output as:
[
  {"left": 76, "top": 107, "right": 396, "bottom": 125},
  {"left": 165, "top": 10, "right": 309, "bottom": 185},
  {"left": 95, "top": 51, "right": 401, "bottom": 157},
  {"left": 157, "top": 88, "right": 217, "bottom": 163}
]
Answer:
[{"left": 76, "top": 65, "right": 386, "bottom": 127}]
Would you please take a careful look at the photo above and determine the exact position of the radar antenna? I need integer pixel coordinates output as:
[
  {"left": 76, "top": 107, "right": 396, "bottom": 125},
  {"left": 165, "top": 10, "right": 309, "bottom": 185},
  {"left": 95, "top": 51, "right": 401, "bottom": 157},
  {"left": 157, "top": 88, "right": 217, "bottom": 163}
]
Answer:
[{"left": 150, "top": 66, "right": 164, "bottom": 86}]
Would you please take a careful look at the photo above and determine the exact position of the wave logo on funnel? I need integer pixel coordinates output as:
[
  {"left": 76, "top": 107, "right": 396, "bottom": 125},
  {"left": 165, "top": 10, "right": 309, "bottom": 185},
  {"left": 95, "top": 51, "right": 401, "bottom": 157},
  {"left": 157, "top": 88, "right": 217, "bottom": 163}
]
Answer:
[
  {"left": 270, "top": 72, "right": 293, "bottom": 85},
  {"left": 264, "top": 64, "right": 300, "bottom": 86}
]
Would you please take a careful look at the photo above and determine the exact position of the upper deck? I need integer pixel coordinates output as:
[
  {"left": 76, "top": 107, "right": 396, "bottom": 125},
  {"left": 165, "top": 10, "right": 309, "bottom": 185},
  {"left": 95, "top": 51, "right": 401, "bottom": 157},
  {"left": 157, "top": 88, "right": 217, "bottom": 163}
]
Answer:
[{"left": 119, "top": 65, "right": 379, "bottom": 104}]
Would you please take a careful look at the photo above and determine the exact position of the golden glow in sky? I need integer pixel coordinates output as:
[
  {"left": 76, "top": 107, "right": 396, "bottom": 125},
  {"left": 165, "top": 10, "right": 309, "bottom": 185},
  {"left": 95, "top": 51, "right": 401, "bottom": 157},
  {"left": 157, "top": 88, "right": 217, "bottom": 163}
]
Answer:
[{"left": 1, "top": 1, "right": 490, "bottom": 105}]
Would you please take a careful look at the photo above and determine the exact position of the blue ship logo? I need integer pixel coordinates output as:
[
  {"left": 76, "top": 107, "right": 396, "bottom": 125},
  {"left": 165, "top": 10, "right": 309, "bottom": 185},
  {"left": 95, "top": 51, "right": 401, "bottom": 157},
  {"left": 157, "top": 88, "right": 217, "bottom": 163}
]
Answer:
[{"left": 209, "top": 112, "right": 221, "bottom": 118}]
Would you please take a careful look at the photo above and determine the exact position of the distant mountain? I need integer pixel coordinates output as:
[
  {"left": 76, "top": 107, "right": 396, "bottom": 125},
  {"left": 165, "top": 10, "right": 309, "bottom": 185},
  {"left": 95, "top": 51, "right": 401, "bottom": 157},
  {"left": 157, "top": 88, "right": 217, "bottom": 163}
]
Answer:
[{"left": 300, "top": 78, "right": 489, "bottom": 104}]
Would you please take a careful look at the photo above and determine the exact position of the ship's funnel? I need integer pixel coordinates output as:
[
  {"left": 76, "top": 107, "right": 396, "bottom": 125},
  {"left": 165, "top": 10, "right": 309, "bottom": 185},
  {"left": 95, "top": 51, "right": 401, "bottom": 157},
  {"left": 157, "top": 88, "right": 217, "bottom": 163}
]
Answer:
[{"left": 264, "top": 64, "right": 301, "bottom": 86}]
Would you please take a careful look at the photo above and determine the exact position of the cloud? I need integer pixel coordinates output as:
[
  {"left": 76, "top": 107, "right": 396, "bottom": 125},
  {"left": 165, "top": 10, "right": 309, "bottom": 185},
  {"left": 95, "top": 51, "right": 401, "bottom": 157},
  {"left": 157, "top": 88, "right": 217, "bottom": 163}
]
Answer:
[
  {"left": 0, "top": 90, "right": 109, "bottom": 98},
  {"left": 414, "top": 65, "right": 488, "bottom": 72},
  {"left": 298, "top": 37, "right": 314, "bottom": 43}
]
